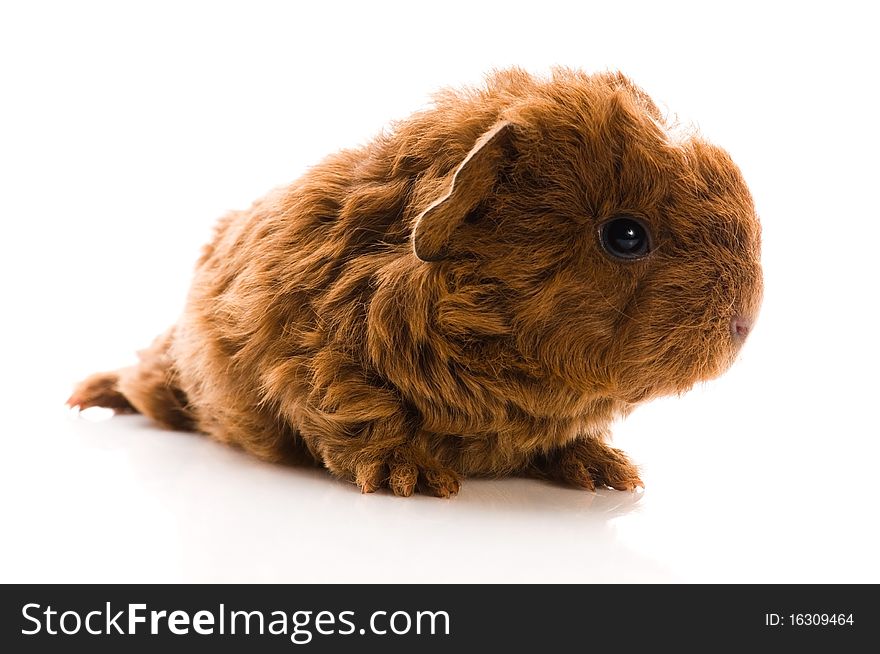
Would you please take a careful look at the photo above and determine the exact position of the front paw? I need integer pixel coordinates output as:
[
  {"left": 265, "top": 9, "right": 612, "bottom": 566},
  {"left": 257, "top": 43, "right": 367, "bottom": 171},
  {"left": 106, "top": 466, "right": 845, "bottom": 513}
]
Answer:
[
  {"left": 351, "top": 446, "right": 461, "bottom": 498},
  {"left": 544, "top": 438, "right": 644, "bottom": 492}
]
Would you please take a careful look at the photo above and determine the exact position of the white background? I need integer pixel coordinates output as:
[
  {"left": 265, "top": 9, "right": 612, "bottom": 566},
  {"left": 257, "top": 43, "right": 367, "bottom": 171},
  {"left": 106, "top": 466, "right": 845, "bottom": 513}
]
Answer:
[{"left": 1, "top": 0, "right": 878, "bottom": 582}]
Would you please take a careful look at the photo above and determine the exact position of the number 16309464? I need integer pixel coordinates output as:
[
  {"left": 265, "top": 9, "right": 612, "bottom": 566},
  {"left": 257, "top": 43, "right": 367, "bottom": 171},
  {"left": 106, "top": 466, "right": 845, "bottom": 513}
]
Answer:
[{"left": 765, "top": 613, "right": 854, "bottom": 627}]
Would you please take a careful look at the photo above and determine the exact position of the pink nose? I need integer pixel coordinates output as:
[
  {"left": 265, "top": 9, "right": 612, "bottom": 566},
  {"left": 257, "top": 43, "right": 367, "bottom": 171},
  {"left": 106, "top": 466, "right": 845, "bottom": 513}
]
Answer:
[{"left": 731, "top": 315, "right": 753, "bottom": 341}]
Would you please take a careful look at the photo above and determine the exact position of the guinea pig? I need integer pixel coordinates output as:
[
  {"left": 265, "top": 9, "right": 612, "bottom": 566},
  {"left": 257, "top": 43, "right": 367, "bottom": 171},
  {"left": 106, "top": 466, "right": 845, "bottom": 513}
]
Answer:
[{"left": 69, "top": 68, "right": 763, "bottom": 497}]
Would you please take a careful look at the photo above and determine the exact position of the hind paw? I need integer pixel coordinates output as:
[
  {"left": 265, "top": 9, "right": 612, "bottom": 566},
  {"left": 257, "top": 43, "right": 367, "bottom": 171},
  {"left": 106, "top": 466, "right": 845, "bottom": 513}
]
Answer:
[{"left": 67, "top": 372, "right": 134, "bottom": 412}]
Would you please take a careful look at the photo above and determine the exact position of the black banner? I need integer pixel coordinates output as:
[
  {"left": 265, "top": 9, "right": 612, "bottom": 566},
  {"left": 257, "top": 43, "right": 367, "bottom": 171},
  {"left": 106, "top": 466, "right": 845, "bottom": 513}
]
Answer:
[{"left": 1, "top": 584, "right": 873, "bottom": 651}]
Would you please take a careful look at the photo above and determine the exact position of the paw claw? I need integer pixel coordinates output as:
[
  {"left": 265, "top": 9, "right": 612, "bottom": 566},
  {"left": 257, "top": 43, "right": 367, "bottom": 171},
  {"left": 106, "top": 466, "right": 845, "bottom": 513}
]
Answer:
[
  {"left": 355, "top": 461, "right": 386, "bottom": 494},
  {"left": 560, "top": 460, "right": 596, "bottom": 491},
  {"left": 420, "top": 468, "right": 461, "bottom": 498},
  {"left": 389, "top": 462, "right": 418, "bottom": 497}
]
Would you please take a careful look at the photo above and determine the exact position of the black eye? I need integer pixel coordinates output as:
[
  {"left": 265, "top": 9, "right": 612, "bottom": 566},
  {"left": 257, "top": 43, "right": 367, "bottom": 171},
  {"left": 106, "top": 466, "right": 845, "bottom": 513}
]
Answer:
[{"left": 600, "top": 216, "right": 651, "bottom": 260}]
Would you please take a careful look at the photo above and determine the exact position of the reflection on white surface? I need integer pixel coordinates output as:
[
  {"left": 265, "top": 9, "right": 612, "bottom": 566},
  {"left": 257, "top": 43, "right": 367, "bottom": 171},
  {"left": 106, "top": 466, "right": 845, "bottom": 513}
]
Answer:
[
  {"left": 4, "top": 409, "right": 668, "bottom": 583},
  {"left": 78, "top": 406, "right": 115, "bottom": 422},
  {"left": 2, "top": 373, "right": 877, "bottom": 583}
]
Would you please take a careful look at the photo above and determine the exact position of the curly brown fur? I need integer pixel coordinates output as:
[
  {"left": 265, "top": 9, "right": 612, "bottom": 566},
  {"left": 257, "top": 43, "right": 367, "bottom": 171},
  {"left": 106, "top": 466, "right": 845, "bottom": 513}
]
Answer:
[{"left": 70, "top": 68, "right": 762, "bottom": 497}]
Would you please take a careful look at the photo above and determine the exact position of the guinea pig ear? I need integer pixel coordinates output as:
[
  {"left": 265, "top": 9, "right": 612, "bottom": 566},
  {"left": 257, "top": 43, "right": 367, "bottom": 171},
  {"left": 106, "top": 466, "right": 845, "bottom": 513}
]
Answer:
[{"left": 412, "top": 121, "right": 513, "bottom": 262}]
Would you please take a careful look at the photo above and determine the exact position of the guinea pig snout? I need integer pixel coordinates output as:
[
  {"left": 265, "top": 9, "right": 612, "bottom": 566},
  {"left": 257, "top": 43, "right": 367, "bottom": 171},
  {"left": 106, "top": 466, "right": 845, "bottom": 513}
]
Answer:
[{"left": 730, "top": 314, "right": 753, "bottom": 342}]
